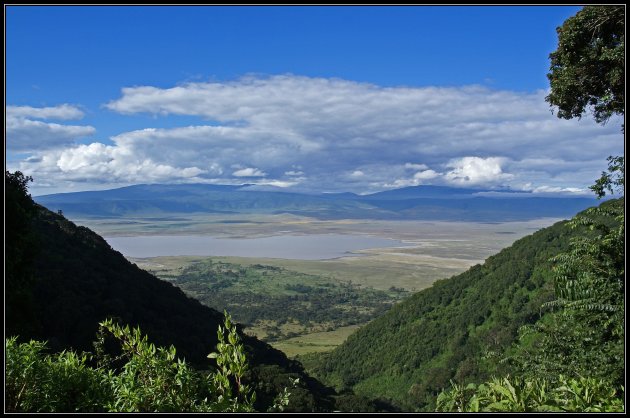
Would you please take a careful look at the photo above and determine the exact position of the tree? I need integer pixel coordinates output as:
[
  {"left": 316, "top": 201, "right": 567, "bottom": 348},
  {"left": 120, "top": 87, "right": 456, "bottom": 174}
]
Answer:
[
  {"left": 546, "top": 6, "right": 624, "bottom": 125},
  {"left": 521, "top": 4, "right": 625, "bottom": 396},
  {"left": 5, "top": 171, "right": 36, "bottom": 267},
  {"left": 546, "top": 6, "right": 624, "bottom": 198},
  {"left": 590, "top": 155, "right": 624, "bottom": 198},
  {"left": 5, "top": 171, "right": 40, "bottom": 337},
  {"left": 518, "top": 197, "right": 625, "bottom": 386}
]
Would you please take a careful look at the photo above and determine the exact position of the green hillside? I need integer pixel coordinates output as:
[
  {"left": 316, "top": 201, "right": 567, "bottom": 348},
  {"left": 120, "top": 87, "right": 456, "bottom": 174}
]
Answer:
[
  {"left": 299, "top": 198, "right": 624, "bottom": 411},
  {"left": 5, "top": 172, "right": 352, "bottom": 412}
]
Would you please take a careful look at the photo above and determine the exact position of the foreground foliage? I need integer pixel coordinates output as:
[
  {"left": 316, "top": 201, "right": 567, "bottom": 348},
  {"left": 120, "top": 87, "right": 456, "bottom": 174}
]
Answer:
[
  {"left": 6, "top": 313, "right": 262, "bottom": 412},
  {"left": 436, "top": 375, "right": 624, "bottom": 412}
]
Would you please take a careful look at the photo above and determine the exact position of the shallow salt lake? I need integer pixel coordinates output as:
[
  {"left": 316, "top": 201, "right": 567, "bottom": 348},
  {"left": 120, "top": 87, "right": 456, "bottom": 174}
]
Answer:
[{"left": 104, "top": 234, "right": 411, "bottom": 260}]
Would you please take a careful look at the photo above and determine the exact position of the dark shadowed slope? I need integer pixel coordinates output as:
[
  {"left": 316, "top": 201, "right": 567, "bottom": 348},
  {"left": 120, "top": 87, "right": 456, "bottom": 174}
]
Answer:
[{"left": 5, "top": 179, "right": 344, "bottom": 412}]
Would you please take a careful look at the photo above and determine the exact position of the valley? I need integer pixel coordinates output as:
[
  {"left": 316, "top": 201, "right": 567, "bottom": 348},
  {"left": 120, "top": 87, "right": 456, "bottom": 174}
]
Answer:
[
  {"left": 78, "top": 213, "right": 565, "bottom": 357},
  {"left": 36, "top": 184, "right": 573, "bottom": 358}
]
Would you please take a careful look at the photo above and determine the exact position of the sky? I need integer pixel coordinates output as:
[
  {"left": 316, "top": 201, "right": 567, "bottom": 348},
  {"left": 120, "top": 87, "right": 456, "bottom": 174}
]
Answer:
[{"left": 5, "top": 5, "right": 624, "bottom": 196}]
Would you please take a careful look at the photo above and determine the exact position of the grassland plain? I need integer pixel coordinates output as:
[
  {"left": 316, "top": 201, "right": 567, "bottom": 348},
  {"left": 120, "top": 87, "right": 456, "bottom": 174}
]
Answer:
[
  {"left": 134, "top": 257, "right": 406, "bottom": 357},
  {"left": 118, "top": 214, "right": 560, "bottom": 291},
  {"left": 116, "top": 214, "right": 562, "bottom": 357}
]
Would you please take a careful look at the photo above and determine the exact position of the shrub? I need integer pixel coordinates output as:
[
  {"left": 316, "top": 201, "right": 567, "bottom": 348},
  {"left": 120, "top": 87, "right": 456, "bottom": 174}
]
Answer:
[{"left": 5, "top": 312, "right": 263, "bottom": 412}]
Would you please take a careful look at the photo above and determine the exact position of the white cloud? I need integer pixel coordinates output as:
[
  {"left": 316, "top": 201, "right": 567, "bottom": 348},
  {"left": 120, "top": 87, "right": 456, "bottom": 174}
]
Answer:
[
  {"left": 404, "top": 163, "right": 429, "bottom": 171},
  {"left": 57, "top": 142, "right": 113, "bottom": 172},
  {"left": 382, "top": 169, "right": 441, "bottom": 189},
  {"left": 7, "top": 104, "right": 85, "bottom": 120},
  {"left": 445, "top": 156, "right": 514, "bottom": 186},
  {"left": 18, "top": 143, "right": 207, "bottom": 188},
  {"left": 522, "top": 183, "right": 589, "bottom": 195},
  {"left": 6, "top": 104, "right": 95, "bottom": 152},
  {"left": 413, "top": 169, "right": 440, "bottom": 180},
  {"left": 17, "top": 75, "right": 624, "bottom": 194},
  {"left": 258, "top": 179, "right": 297, "bottom": 188},
  {"left": 233, "top": 167, "right": 267, "bottom": 177}
]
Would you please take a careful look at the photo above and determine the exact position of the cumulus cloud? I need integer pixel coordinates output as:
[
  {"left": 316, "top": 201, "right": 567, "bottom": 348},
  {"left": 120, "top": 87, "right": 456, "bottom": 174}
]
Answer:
[
  {"left": 12, "top": 142, "right": 206, "bottom": 192},
  {"left": 445, "top": 156, "right": 514, "bottom": 185},
  {"left": 6, "top": 104, "right": 95, "bottom": 152},
  {"left": 383, "top": 169, "right": 441, "bottom": 189},
  {"left": 232, "top": 167, "right": 267, "bottom": 177},
  {"left": 17, "top": 75, "right": 624, "bottom": 194},
  {"left": 414, "top": 169, "right": 440, "bottom": 180}
]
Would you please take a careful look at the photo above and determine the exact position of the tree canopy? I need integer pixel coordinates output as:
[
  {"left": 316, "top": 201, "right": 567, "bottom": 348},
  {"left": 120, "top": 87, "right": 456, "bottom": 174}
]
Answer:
[
  {"left": 546, "top": 6, "right": 624, "bottom": 125},
  {"left": 5, "top": 171, "right": 39, "bottom": 338}
]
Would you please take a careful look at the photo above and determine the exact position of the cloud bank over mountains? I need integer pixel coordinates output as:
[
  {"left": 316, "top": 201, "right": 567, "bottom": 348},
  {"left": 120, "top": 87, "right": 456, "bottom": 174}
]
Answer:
[
  {"left": 7, "top": 104, "right": 95, "bottom": 152},
  {"left": 7, "top": 75, "right": 623, "bottom": 195}
]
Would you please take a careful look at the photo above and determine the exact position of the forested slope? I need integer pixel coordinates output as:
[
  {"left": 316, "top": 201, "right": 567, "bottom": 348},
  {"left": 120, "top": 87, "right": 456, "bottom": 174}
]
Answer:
[{"left": 300, "top": 198, "right": 623, "bottom": 411}]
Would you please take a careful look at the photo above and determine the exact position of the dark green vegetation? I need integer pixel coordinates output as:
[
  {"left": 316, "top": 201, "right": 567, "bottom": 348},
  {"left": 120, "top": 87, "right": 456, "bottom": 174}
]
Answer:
[
  {"left": 147, "top": 259, "right": 406, "bottom": 342},
  {"left": 300, "top": 198, "right": 624, "bottom": 411},
  {"left": 6, "top": 315, "right": 257, "bottom": 412},
  {"left": 546, "top": 5, "right": 624, "bottom": 124},
  {"left": 5, "top": 170, "right": 398, "bottom": 413},
  {"left": 34, "top": 182, "right": 598, "bottom": 222},
  {"left": 435, "top": 190, "right": 624, "bottom": 413},
  {"left": 435, "top": 375, "right": 624, "bottom": 412},
  {"left": 299, "top": 213, "right": 573, "bottom": 407},
  {"left": 513, "top": 197, "right": 624, "bottom": 385},
  {"left": 5, "top": 171, "right": 39, "bottom": 339}
]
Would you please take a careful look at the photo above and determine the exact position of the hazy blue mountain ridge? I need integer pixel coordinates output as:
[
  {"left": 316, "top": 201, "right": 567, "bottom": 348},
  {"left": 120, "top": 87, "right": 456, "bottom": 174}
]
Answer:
[{"left": 34, "top": 183, "right": 599, "bottom": 222}]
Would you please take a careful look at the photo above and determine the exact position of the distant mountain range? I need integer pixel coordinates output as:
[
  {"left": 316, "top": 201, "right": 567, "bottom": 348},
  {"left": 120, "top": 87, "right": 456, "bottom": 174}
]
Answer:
[{"left": 34, "top": 183, "right": 600, "bottom": 222}]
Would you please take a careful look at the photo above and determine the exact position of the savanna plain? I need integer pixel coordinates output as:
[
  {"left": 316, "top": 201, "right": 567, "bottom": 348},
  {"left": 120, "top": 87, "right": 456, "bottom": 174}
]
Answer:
[{"left": 74, "top": 213, "right": 560, "bottom": 357}]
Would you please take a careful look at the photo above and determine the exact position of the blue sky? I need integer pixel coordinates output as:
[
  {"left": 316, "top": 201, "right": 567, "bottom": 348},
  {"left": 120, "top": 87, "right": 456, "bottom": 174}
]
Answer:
[{"left": 5, "top": 5, "right": 624, "bottom": 195}]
